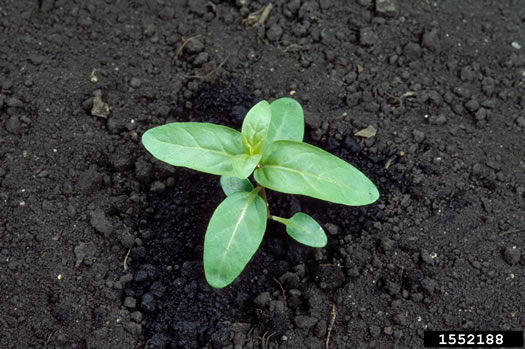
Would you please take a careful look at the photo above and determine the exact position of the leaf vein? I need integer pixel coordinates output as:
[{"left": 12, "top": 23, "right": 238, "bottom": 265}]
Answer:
[{"left": 261, "top": 164, "right": 359, "bottom": 192}]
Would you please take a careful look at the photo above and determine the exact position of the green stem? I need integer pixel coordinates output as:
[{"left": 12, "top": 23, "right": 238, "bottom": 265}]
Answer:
[
  {"left": 253, "top": 184, "right": 263, "bottom": 195},
  {"left": 269, "top": 215, "right": 289, "bottom": 225},
  {"left": 256, "top": 184, "right": 271, "bottom": 219}
]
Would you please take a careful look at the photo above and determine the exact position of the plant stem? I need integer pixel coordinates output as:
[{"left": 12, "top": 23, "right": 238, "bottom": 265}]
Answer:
[
  {"left": 256, "top": 184, "right": 271, "bottom": 219},
  {"left": 269, "top": 215, "right": 288, "bottom": 224},
  {"left": 253, "top": 184, "right": 264, "bottom": 195}
]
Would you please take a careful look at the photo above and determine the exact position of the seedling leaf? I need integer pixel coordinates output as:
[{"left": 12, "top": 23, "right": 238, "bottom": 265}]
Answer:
[
  {"left": 142, "top": 122, "right": 244, "bottom": 177},
  {"left": 241, "top": 100, "right": 271, "bottom": 155},
  {"left": 220, "top": 176, "right": 255, "bottom": 196},
  {"left": 254, "top": 140, "right": 379, "bottom": 206},
  {"left": 273, "top": 213, "right": 327, "bottom": 247},
  {"left": 263, "top": 97, "right": 304, "bottom": 154},
  {"left": 204, "top": 189, "right": 267, "bottom": 288},
  {"left": 141, "top": 97, "right": 380, "bottom": 289},
  {"left": 231, "top": 153, "right": 261, "bottom": 179}
]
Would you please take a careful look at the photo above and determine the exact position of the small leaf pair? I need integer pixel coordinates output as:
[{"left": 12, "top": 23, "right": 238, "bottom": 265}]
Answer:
[{"left": 142, "top": 97, "right": 379, "bottom": 288}]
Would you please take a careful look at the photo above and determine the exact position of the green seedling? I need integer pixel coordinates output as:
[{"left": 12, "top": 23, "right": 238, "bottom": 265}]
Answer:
[{"left": 142, "top": 97, "right": 379, "bottom": 288}]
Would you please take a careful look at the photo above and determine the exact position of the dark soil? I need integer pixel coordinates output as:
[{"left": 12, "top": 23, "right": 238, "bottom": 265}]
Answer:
[{"left": 1, "top": 0, "right": 524, "bottom": 348}]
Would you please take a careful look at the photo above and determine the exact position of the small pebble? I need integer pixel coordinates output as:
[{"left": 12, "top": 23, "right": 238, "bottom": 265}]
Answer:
[
  {"left": 141, "top": 293, "right": 156, "bottom": 313},
  {"left": 193, "top": 52, "right": 209, "bottom": 66},
  {"left": 254, "top": 292, "right": 271, "bottom": 307},
  {"left": 393, "top": 313, "right": 407, "bottom": 325},
  {"left": 325, "top": 223, "right": 339, "bottom": 235},
  {"left": 380, "top": 238, "right": 395, "bottom": 251},
  {"left": 465, "top": 98, "right": 480, "bottom": 112},
  {"left": 74, "top": 242, "right": 97, "bottom": 267},
  {"left": 475, "top": 108, "right": 487, "bottom": 122},
  {"left": 460, "top": 66, "right": 475, "bottom": 81},
  {"left": 294, "top": 315, "right": 317, "bottom": 329},
  {"left": 77, "top": 168, "right": 102, "bottom": 192},
  {"left": 119, "top": 231, "right": 135, "bottom": 249},
  {"left": 123, "top": 296, "right": 137, "bottom": 309},
  {"left": 89, "top": 209, "right": 114, "bottom": 236},
  {"left": 288, "top": 0, "right": 301, "bottom": 13},
  {"left": 266, "top": 24, "right": 283, "bottom": 42},
  {"left": 412, "top": 129, "right": 425, "bottom": 143},
  {"left": 150, "top": 181, "right": 165, "bottom": 193},
  {"left": 359, "top": 27, "right": 379, "bottom": 46},
  {"left": 375, "top": 0, "right": 399, "bottom": 17},
  {"left": 135, "top": 160, "right": 152, "bottom": 184},
  {"left": 5, "top": 116, "right": 21, "bottom": 134},
  {"left": 130, "top": 311, "right": 143, "bottom": 323},
  {"left": 119, "top": 273, "right": 134, "bottom": 285},
  {"left": 2, "top": 80, "right": 13, "bottom": 91},
  {"left": 7, "top": 97, "right": 23, "bottom": 108},
  {"left": 188, "top": 0, "right": 207, "bottom": 16},
  {"left": 421, "top": 30, "right": 441, "bottom": 52},
  {"left": 421, "top": 278, "right": 437, "bottom": 295},
  {"left": 314, "top": 319, "right": 327, "bottom": 338},
  {"left": 503, "top": 246, "right": 521, "bottom": 265},
  {"left": 319, "top": 0, "right": 331, "bottom": 9},
  {"left": 130, "top": 77, "right": 142, "bottom": 88},
  {"left": 404, "top": 42, "right": 422, "bottom": 58},
  {"left": 143, "top": 24, "right": 156, "bottom": 37},
  {"left": 428, "top": 114, "right": 447, "bottom": 125},
  {"left": 27, "top": 54, "right": 45, "bottom": 65},
  {"left": 185, "top": 39, "right": 204, "bottom": 54},
  {"left": 369, "top": 325, "right": 381, "bottom": 338},
  {"left": 420, "top": 249, "right": 434, "bottom": 265},
  {"left": 471, "top": 260, "right": 481, "bottom": 269},
  {"left": 24, "top": 78, "right": 34, "bottom": 87}
]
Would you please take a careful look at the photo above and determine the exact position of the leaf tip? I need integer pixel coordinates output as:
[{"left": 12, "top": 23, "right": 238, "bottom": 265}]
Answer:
[
  {"left": 368, "top": 183, "right": 380, "bottom": 203},
  {"left": 205, "top": 276, "right": 229, "bottom": 289},
  {"left": 140, "top": 128, "right": 152, "bottom": 146},
  {"left": 204, "top": 266, "right": 231, "bottom": 289}
]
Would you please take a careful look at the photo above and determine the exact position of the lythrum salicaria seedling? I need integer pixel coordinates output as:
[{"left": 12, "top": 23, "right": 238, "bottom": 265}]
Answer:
[{"left": 142, "top": 98, "right": 379, "bottom": 288}]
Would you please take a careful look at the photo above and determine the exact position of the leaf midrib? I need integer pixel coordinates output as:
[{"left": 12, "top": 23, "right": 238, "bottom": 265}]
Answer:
[
  {"left": 260, "top": 164, "right": 359, "bottom": 192},
  {"left": 271, "top": 110, "right": 287, "bottom": 141},
  {"left": 176, "top": 127, "right": 240, "bottom": 157},
  {"left": 219, "top": 192, "right": 258, "bottom": 270},
  {"left": 164, "top": 143, "right": 237, "bottom": 158}
]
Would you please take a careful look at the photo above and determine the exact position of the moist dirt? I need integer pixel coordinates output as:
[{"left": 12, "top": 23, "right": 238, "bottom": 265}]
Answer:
[{"left": 0, "top": 1, "right": 524, "bottom": 348}]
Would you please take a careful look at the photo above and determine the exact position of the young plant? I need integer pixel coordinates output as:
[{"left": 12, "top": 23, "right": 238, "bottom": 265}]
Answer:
[{"left": 142, "top": 97, "right": 379, "bottom": 288}]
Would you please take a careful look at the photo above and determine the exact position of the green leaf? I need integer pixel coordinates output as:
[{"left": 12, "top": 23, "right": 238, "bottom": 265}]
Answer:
[
  {"left": 241, "top": 100, "right": 271, "bottom": 155},
  {"left": 231, "top": 153, "right": 261, "bottom": 178},
  {"left": 142, "top": 122, "right": 244, "bottom": 177},
  {"left": 273, "top": 213, "right": 327, "bottom": 247},
  {"left": 263, "top": 97, "right": 304, "bottom": 154},
  {"left": 220, "top": 176, "right": 255, "bottom": 196},
  {"left": 254, "top": 140, "right": 379, "bottom": 206},
  {"left": 204, "top": 189, "right": 267, "bottom": 288}
]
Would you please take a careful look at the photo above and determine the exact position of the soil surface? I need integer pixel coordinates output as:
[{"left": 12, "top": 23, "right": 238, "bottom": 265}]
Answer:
[{"left": 1, "top": 0, "right": 524, "bottom": 348}]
